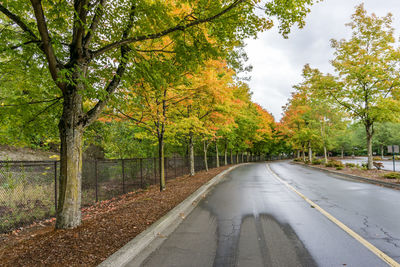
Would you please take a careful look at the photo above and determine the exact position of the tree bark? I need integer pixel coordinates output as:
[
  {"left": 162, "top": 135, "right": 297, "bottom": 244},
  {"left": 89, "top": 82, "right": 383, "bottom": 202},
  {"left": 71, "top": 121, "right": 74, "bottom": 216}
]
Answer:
[
  {"left": 189, "top": 132, "right": 195, "bottom": 176},
  {"left": 224, "top": 141, "right": 228, "bottom": 166},
  {"left": 308, "top": 141, "right": 312, "bottom": 162},
  {"left": 230, "top": 149, "right": 233, "bottom": 164},
  {"left": 302, "top": 148, "right": 305, "bottom": 162},
  {"left": 381, "top": 144, "right": 384, "bottom": 159},
  {"left": 216, "top": 142, "right": 220, "bottom": 168},
  {"left": 366, "top": 123, "right": 374, "bottom": 170},
  {"left": 56, "top": 90, "right": 84, "bottom": 229},
  {"left": 323, "top": 145, "right": 328, "bottom": 164},
  {"left": 158, "top": 137, "right": 165, "bottom": 191},
  {"left": 241, "top": 152, "right": 244, "bottom": 163},
  {"left": 297, "top": 150, "right": 300, "bottom": 159},
  {"left": 341, "top": 147, "right": 344, "bottom": 159},
  {"left": 203, "top": 140, "right": 208, "bottom": 172},
  {"left": 236, "top": 152, "right": 239, "bottom": 164}
]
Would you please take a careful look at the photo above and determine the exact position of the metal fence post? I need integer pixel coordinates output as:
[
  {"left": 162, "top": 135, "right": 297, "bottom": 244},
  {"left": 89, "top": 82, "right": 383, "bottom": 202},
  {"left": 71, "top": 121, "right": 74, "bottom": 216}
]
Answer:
[
  {"left": 140, "top": 158, "right": 143, "bottom": 188},
  {"left": 95, "top": 159, "right": 98, "bottom": 202},
  {"left": 54, "top": 161, "right": 57, "bottom": 212},
  {"left": 154, "top": 157, "right": 157, "bottom": 185},
  {"left": 122, "top": 159, "right": 125, "bottom": 194},
  {"left": 174, "top": 157, "right": 177, "bottom": 178}
]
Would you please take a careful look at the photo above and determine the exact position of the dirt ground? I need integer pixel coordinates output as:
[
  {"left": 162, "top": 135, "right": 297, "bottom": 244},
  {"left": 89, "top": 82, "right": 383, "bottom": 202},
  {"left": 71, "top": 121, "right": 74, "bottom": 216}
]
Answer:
[
  {"left": 0, "top": 165, "right": 231, "bottom": 266},
  {"left": 0, "top": 145, "right": 58, "bottom": 161}
]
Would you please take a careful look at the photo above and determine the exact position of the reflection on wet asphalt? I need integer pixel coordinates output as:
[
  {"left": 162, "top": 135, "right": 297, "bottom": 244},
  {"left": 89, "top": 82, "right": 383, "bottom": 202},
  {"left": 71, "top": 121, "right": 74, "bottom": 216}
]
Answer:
[{"left": 138, "top": 162, "right": 399, "bottom": 267}]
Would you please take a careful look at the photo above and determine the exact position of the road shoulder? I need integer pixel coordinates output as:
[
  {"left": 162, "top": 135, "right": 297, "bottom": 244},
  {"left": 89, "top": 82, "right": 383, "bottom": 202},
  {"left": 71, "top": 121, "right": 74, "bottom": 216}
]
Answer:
[{"left": 98, "top": 164, "right": 245, "bottom": 267}]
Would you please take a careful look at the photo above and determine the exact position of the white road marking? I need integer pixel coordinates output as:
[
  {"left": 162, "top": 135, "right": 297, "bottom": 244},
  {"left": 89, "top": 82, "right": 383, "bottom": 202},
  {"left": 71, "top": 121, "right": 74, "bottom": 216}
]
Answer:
[{"left": 266, "top": 164, "right": 400, "bottom": 267}]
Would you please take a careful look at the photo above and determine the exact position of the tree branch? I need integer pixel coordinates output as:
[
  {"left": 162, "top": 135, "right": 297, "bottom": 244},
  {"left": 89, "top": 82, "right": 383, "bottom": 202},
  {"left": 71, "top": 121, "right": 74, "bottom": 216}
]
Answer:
[
  {"left": 81, "top": 4, "right": 136, "bottom": 127},
  {"left": 0, "top": 4, "right": 39, "bottom": 41},
  {"left": 71, "top": 0, "right": 89, "bottom": 55},
  {"left": 91, "top": 0, "right": 245, "bottom": 58},
  {"left": 24, "top": 97, "right": 62, "bottom": 125},
  {"left": 1, "top": 97, "right": 62, "bottom": 107},
  {"left": 29, "top": 0, "right": 62, "bottom": 87},
  {"left": 83, "top": 0, "right": 106, "bottom": 49}
]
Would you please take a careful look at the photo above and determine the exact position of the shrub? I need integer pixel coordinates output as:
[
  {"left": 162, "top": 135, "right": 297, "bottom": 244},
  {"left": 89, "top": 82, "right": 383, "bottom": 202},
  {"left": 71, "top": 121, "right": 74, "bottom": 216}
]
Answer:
[
  {"left": 345, "top": 163, "right": 356, "bottom": 168},
  {"left": 293, "top": 158, "right": 302, "bottom": 162},
  {"left": 361, "top": 162, "right": 368, "bottom": 168},
  {"left": 383, "top": 172, "right": 400, "bottom": 180},
  {"left": 373, "top": 156, "right": 382, "bottom": 161},
  {"left": 336, "top": 166, "right": 344, "bottom": 170},
  {"left": 312, "top": 159, "right": 323, "bottom": 165},
  {"left": 325, "top": 160, "right": 343, "bottom": 168}
]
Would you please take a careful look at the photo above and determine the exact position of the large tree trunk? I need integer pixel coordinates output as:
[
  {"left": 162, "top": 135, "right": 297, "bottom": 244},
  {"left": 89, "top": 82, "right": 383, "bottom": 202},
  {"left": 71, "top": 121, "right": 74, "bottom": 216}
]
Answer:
[
  {"left": 366, "top": 123, "right": 374, "bottom": 170},
  {"left": 308, "top": 141, "right": 312, "bottom": 162},
  {"left": 56, "top": 92, "right": 84, "bottom": 229},
  {"left": 158, "top": 137, "right": 165, "bottom": 191},
  {"left": 297, "top": 150, "right": 300, "bottom": 159},
  {"left": 216, "top": 142, "right": 220, "bottom": 168},
  {"left": 189, "top": 132, "right": 195, "bottom": 176},
  {"left": 203, "top": 140, "right": 208, "bottom": 172}
]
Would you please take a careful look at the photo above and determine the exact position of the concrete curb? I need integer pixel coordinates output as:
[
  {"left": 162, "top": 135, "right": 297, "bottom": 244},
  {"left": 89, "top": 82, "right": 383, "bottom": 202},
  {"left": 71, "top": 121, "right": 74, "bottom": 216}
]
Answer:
[
  {"left": 98, "top": 164, "right": 245, "bottom": 267},
  {"left": 295, "top": 162, "right": 400, "bottom": 190}
]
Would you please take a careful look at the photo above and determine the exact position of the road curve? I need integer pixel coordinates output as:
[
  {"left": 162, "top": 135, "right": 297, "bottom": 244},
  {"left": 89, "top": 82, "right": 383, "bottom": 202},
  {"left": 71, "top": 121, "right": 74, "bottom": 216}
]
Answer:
[{"left": 127, "top": 162, "right": 400, "bottom": 267}]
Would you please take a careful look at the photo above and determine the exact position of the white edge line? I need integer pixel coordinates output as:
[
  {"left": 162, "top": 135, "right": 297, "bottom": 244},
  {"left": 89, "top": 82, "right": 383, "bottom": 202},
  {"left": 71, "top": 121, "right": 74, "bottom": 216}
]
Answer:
[{"left": 266, "top": 164, "right": 400, "bottom": 267}]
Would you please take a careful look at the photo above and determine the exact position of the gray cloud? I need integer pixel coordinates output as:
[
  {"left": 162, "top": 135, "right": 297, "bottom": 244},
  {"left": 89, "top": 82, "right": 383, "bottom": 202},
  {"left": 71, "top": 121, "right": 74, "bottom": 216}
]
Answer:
[{"left": 245, "top": 0, "right": 400, "bottom": 120}]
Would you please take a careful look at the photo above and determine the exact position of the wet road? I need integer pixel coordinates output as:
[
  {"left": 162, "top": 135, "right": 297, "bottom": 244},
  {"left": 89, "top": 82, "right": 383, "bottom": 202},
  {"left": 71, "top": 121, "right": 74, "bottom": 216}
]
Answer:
[{"left": 133, "top": 162, "right": 400, "bottom": 267}]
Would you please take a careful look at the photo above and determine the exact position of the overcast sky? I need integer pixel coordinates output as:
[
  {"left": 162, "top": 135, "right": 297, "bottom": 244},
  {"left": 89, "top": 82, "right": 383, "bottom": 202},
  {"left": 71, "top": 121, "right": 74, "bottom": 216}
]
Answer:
[{"left": 245, "top": 0, "right": 400, "bottom": 121}]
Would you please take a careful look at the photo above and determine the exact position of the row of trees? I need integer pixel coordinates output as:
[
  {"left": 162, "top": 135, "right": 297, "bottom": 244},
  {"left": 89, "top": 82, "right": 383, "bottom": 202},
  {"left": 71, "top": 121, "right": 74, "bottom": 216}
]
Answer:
[
  {"left": 0, "top": 1, "right": 318, "bottom": 229},
  {"left": 281, "top": 4, "right": 400, "bottom": 168}
]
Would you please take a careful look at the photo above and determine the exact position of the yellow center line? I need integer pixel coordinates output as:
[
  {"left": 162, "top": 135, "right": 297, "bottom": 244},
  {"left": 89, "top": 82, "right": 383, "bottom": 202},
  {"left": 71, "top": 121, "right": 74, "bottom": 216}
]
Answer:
[{"left": 266, "top": 164, "right": 400, "bottom": 267}]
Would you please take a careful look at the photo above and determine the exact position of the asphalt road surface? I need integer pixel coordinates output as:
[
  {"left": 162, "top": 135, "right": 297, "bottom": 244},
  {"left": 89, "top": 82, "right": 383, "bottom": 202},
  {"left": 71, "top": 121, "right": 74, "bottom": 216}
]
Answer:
[{"left": 132, "top": 162, "right": 400, "bottom": 267}]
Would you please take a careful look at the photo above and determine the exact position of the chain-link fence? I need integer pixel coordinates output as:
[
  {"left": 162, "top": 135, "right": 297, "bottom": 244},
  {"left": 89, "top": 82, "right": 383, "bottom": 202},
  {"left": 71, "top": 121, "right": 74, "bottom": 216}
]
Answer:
[{"left": 0, "top": 154, "right": 266, "bottom": 233}]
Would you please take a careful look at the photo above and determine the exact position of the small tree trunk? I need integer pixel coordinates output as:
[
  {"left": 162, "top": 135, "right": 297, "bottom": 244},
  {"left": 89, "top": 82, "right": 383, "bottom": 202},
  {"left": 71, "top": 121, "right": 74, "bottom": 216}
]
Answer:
[
  {"left": 366, "top": 124, "right": 374, "bottom": 170},
  {"left": 56, "top": 93, "right": 84, "bottom": 229},
  {"left": 308, "top": 141, "right": 312, "bottom": 162},
  {"left": 247, "top": 152, "right": 250, "bottom": 162},
  {"left": 216, "top": 142, "right": 220, "bottom": 168},
  {"left": 381, "top": 144, "right": 384, "bottom": 159},
  {"left": 241, "top": 152, "right": 244, "bottom": 163},
  {"left": 230, "top": 149, "right": 233, "bottom": 164},
  {"left": 203, "top": 140, "right": 208, "bottom": 172},
  {"left": 224, "top": 141, "right": 228, "bottom": 166},
  {"left": 158, "top": 137, "right": 165, "bottom": 191},
  {"left": 236, "top": 152, "right": 239, "bottom": 163},
  {"left": 189, "top": 132, "right": 195, "bottom": 176},
  {"left": 341, "top": 147, "right": 344, "bottom": 159},
  {"left": 297, "top": 150, "right": 300, "bottom": 158},
  {"left": 302, "top": 149, "right": 306, "bottom": 162},
  {"left": 323, "top": 145, "right": 328, "bottom": 164}
]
